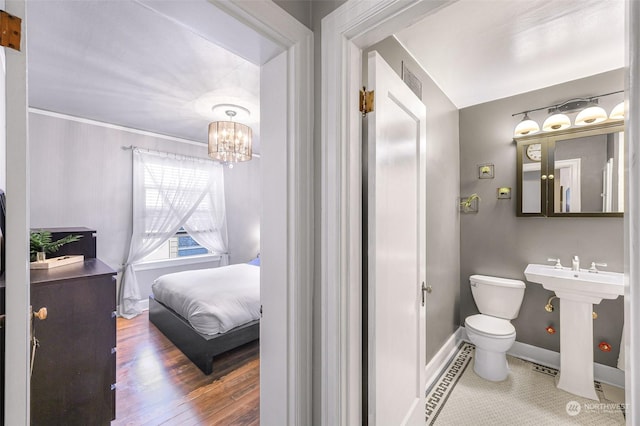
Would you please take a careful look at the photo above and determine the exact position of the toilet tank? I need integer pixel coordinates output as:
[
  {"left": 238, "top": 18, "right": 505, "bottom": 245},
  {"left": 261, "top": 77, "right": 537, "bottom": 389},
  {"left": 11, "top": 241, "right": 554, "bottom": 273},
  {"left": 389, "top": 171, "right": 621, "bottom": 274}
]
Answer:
[{"left": 470, "top": 274, "right": 526, "bottom": 319}]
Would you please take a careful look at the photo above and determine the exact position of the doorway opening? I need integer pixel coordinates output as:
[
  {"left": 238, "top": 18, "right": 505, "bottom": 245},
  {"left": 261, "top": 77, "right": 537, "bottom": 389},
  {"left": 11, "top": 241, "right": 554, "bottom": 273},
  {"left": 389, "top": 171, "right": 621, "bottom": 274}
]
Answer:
[{"left": 3, "top": 1, "right": 313, "bottom": 424}]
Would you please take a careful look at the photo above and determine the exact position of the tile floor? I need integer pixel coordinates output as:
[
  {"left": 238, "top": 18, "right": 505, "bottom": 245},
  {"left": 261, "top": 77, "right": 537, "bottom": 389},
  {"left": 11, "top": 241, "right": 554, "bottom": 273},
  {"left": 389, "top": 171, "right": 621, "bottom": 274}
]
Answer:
[{"left": 426, "top": 343, "right": 626, "bottom": 425}]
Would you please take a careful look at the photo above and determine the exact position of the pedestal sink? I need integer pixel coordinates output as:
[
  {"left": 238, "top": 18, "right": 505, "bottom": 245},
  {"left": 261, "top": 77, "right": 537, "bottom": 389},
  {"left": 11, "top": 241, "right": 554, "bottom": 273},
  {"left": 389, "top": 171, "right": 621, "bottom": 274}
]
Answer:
[{"left": 524, "top": 264, "right": 624, "bottom": 400}]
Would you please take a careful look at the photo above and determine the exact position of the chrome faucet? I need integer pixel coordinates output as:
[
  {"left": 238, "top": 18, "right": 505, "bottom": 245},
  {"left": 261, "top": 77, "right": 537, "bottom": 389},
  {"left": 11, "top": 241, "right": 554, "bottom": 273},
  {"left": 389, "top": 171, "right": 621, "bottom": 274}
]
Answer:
[
  {"left": 588, "top": 262, "right": 608, "bottom": 273},
  {"left": 572, "top": 255, "right": 580, "bottom": 271},
  {"left": 547, "top": 258, "right": 563, "bottom": 269}
]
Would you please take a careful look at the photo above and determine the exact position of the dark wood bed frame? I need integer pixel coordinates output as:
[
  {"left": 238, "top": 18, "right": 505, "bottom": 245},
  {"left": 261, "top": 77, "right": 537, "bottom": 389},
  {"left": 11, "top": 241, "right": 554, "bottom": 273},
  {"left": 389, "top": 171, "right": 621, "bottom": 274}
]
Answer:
[{"left": 148, "top": 296, "right": 260, "bottom": 375}]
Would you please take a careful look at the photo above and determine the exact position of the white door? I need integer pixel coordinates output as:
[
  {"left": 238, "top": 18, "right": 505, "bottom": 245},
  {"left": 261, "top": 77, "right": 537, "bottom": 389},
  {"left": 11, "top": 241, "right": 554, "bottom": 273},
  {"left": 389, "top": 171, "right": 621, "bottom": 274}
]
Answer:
[
  {"left": 367, "top": 51, "right": 426, "bottom": 426},
  {"left": 3, "top": 0, "right": 31, "bottom": 423}
]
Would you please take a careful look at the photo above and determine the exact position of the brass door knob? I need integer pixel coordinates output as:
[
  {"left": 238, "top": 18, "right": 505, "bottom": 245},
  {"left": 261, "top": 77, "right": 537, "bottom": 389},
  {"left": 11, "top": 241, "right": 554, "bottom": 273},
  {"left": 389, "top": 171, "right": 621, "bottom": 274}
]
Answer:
[{"left": 33, "top": 307, "right": 47, "bottom": 321}]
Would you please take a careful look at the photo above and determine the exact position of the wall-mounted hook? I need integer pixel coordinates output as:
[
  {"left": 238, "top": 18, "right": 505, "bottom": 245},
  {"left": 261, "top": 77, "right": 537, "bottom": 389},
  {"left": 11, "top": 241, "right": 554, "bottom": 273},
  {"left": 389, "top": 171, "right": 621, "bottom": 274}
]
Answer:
[{"left": 460, "top": 193, "right": 480, "bottom": 213}]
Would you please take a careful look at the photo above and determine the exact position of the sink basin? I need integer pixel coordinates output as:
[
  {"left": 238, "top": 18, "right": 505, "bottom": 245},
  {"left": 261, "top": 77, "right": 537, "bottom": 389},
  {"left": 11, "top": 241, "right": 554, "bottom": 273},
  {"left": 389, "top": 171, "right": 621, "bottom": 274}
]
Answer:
[
  {"left": 524, "top": 263, "right": 624, "bottom": 400},
  {"left": 524, "top": 263, "right": 623, "bottom": 304}
]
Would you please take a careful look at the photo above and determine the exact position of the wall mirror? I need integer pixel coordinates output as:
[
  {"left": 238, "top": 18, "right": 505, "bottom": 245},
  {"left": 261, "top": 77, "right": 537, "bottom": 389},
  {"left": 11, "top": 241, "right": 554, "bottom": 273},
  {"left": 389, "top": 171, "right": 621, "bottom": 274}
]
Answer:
[{"left": 516, "top": 121, "right": 624, "bottom": 217}]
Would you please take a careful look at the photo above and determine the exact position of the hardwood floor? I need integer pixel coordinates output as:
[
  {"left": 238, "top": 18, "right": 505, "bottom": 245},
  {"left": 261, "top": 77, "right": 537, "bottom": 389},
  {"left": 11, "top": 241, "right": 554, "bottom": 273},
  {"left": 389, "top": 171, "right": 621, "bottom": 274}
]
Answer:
[{"left": 113, "top": 311, "right": 259, "bottom": 426}]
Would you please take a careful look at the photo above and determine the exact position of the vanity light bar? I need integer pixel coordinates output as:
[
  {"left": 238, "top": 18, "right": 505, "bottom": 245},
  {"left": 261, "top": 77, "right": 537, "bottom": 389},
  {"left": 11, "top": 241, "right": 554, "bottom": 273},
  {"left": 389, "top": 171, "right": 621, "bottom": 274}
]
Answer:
[{"left": 512, "top": 91, "right": 624, "bottom": 137}]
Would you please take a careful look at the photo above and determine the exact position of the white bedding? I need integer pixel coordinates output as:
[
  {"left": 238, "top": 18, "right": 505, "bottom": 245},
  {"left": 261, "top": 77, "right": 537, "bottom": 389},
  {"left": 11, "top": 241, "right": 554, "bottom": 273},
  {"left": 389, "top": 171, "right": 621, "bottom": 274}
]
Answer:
[{"left": 151, "top": 263, "right": 260, "bottom": 336}]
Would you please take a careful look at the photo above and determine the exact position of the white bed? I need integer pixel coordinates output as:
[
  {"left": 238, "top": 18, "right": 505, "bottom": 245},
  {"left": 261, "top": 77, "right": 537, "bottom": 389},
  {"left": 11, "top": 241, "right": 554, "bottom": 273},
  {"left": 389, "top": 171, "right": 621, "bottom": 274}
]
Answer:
[{"left": 151, "top": 263, "right": 260, "bottom": 336}]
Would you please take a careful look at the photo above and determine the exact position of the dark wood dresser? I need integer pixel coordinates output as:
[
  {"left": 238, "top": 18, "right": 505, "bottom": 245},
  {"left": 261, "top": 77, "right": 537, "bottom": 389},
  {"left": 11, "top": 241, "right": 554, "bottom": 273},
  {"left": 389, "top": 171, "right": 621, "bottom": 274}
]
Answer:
[
  {"left": 30, "top": 228, "right": 116, "bottom": 425},
  {"left": 0, "top": 276, "right": 5, "bottom": 425}
]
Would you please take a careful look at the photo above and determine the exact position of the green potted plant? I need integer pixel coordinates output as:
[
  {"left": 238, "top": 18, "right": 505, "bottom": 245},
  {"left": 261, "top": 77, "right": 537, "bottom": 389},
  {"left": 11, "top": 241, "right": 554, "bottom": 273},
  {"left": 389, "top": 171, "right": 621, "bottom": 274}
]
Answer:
[{"left": 30, "top": 230, "right": 83, "bottom": 262}]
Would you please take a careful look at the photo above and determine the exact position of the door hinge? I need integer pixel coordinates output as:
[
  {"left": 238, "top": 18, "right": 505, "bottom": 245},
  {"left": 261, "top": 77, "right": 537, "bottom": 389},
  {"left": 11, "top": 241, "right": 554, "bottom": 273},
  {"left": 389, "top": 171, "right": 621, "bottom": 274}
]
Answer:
[
  {"left": 0, "top": 10, "right": 21, "bottom": 51},
  {"left": 359, "top": 87, "right": 374, "bottom": 116},
  {"left": 260, "top": 305, "right": 263, "bottom": 318}
]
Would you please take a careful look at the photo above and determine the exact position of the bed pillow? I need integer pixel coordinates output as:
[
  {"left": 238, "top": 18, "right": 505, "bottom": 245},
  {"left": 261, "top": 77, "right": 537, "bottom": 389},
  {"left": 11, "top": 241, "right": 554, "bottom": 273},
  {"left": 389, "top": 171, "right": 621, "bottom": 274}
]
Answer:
[{"left": 247, "top": 256, "right": 260, "bottom": 266}]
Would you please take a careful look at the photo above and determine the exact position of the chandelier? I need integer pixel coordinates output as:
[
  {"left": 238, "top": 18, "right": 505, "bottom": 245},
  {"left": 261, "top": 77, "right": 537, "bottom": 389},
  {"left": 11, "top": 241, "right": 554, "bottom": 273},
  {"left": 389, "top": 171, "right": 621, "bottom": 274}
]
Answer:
[{"left": 208, "top": 110, "right": 253, "bottom": 163}]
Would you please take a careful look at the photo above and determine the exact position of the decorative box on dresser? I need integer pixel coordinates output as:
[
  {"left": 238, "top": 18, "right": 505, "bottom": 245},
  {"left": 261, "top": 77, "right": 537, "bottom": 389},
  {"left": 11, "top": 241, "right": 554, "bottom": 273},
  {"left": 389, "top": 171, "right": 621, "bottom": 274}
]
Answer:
[{"left": 30, "top": 228, "right": 116, "bottom": 425}]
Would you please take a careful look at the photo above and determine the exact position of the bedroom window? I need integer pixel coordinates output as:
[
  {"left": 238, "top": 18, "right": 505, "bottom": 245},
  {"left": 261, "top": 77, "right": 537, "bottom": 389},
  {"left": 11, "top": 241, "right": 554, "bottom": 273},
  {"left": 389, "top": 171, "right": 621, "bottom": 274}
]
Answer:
[
  {"left": 142, "top": 229, "right": 209, "bottom": 261},
  {"left": 138, "top": 156, "right": 227, "bottom": 263},
  {"left": 121, "top": 148, "right": 229, "bottom": 318}
]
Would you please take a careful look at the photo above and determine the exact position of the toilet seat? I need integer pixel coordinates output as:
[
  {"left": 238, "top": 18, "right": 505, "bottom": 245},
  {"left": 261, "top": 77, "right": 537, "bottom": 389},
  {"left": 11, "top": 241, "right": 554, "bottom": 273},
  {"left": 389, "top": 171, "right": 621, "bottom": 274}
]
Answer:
[{"left": 465, "top": 314, "right": 515, "bottom": 338}]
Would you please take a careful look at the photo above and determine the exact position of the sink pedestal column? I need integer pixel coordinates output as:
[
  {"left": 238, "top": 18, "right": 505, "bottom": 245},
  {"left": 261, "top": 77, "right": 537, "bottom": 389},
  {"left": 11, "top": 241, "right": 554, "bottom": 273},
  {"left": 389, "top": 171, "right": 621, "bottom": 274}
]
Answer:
[
  {"left": 556, "top": 296, "right": 598, "bottom": 400},
  {"left": 524, "top": 263, "right": 624, "bottom": 401}
]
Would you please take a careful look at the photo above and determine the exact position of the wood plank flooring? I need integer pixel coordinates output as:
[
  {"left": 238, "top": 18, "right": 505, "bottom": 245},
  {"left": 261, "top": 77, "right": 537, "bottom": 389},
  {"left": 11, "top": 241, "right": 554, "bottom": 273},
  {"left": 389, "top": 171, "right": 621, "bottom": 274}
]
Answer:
[{"left": 113, "top": 311, "right": 259, "bottom": 426}]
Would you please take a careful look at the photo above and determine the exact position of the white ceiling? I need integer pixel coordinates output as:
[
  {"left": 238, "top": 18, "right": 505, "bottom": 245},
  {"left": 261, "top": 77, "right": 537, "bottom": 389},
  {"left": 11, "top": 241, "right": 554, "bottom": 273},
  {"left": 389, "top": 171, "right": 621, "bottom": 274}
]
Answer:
[
  {"left": 27, "top": 0, "right": 283, "bottom": 151},
  {"left": 27, "top": 0, "right": 626, "bottom": 145},
  {"left": 396, "top": 0, "right": 625, "bottom": 108}
]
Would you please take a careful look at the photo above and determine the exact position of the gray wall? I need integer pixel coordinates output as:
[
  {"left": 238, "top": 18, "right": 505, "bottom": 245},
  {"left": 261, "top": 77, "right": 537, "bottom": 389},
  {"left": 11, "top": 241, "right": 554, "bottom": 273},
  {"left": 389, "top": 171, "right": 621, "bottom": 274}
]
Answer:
[
  {"left": 29, "top": 112, "right": 260, "bottom": 298},
  {"left": 363, "top": 37, "right": 460, "bottom": 364},
  {"left": 459, "top": 69, "right": 625, "bottom": 367}
]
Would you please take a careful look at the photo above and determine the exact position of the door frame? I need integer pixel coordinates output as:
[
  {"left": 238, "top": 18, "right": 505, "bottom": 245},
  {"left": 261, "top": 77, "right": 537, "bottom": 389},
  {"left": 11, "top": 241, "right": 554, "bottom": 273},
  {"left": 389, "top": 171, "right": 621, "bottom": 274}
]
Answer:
[
  {"left": 4, "top": 0, "right": 30, "bottom": 423},
  {"left": 4, "top": 1, "right": 314, "bottom": 424},
  {"left": 320, "top": 0, "right": 640, "bottom": 425},
  {"left": 624, "top": 0, "right": 640, "bottom": 421},
  {"left": 553, "top": 158, "right": 581, "bottom": 213}
]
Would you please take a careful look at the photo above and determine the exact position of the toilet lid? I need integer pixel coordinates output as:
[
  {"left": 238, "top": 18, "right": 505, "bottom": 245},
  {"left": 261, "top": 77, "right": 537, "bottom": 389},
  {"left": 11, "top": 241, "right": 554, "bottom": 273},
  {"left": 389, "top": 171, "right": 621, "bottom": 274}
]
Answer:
[{"left": 465, "top": 314, "right": 515, "bottom": 336}]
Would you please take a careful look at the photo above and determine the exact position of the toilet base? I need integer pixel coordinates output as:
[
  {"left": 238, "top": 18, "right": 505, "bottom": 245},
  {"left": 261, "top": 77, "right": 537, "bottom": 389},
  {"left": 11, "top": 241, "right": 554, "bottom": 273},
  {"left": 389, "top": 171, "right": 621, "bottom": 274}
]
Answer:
[{"left": 473, "top": 347, "right": 509, "bottom": 382}]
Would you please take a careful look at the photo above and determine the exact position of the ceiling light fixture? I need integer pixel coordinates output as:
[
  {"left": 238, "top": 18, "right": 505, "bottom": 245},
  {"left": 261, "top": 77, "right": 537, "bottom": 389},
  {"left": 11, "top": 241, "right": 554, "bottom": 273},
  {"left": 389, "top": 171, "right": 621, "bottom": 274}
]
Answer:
[
  {"left": 542, "top": 110, "right": 571, "bottom": 132},
  {"left": 512, "top": 90, "right": 624, "bottom": 138},
  {"left": 575, "top": 103, "right": 607, "bottom": 126},
  {"left": 208, "top": 110, "right": 253, "bottom": 165},
  {"left": 514, "top": 113, "right": 540, "bottom": 136},
  {"left": 609, "top": 101, "right": 625, "bottom": 120}
]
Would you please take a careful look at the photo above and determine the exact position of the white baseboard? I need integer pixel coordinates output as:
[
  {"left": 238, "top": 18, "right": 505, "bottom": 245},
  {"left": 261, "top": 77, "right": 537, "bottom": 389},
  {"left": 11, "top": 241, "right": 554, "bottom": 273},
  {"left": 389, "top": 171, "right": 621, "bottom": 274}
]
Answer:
[
  {"left": 458, "top": 326, "right": 625, "bottom": 389},
  {"left": 138, "top": 298, "right": 150, "bottom": 312},
  {"left": 116, "top": 299, "right": 149, "bottom": 318},
  {"left": 507, "top": 340, "right": 560, "bottom": 370},
  {"left": 424, "top": 327, "right": 466, "bottom": 389},
  {"left": 593, "top": 362, "right": 625, "bottom": 388}
]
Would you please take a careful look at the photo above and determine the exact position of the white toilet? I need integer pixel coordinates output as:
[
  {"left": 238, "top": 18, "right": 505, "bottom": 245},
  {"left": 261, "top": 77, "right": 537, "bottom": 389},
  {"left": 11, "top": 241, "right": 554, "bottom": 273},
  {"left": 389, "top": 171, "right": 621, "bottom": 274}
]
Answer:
[{"left": 465, "top": 274, "right": 526, "bottom": 382}]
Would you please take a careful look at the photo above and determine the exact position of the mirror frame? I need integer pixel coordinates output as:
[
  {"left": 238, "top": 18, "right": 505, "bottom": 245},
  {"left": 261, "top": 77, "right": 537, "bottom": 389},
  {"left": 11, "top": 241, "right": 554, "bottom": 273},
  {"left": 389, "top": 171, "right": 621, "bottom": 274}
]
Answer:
[{"left": 516, "top": 120, "right": 624, "bottom": 218}]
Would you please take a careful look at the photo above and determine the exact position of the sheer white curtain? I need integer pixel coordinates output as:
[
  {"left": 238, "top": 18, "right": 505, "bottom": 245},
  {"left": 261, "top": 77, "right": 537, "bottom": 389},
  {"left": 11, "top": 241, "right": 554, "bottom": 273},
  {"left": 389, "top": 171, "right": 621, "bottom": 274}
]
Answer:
[
  {"left": 183, "top": 178, "right": 229, "bottom": 265},
  {"left": 119, "top": 149, "right": 228, "bottom": 318}
]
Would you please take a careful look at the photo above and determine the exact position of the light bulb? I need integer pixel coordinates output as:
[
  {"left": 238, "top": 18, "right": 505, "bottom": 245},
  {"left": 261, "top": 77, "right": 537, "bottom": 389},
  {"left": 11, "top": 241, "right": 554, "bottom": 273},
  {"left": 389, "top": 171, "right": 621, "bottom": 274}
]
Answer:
[
  {"left": 609, "top": 102, "right": 625, "bottom": 120},
  {"left": 543, "top": 113, "right": 571, "bottom": 132},
  {"left": 514, "top": 114, "right": 540, "bottom": 137},
  {"left": 575, "top": 106, "right": 607, "bottom": 126}
]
